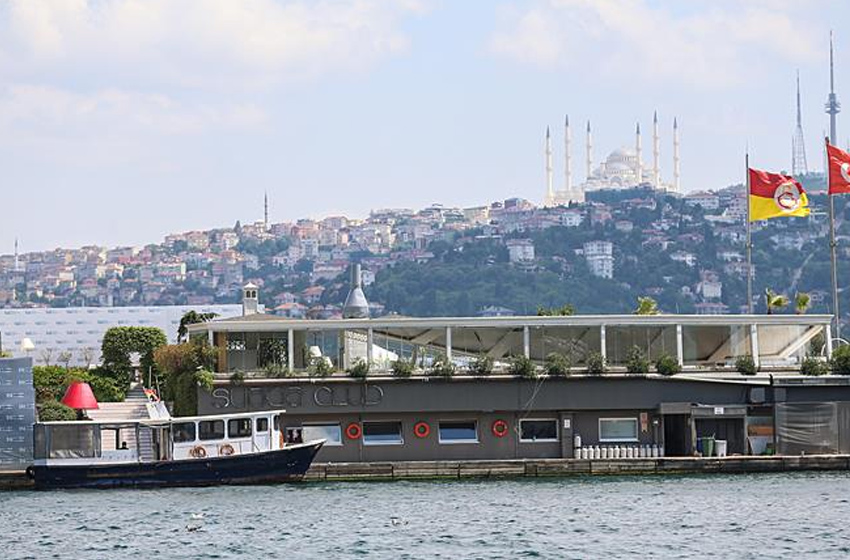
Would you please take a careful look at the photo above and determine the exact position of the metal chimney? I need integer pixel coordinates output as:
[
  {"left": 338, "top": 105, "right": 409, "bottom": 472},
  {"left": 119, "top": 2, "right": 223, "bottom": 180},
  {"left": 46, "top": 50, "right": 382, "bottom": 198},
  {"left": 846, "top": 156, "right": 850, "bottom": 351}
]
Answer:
[{"left": 343, "top": 264, "right": 369, "bottom": 318}]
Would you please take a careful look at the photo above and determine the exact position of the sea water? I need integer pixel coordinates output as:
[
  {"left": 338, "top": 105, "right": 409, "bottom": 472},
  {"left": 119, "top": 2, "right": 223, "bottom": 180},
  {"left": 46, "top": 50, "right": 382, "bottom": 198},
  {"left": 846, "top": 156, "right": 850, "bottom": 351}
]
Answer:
[{"left": 1, "top": 472, "right": 849, "bottom": 559}]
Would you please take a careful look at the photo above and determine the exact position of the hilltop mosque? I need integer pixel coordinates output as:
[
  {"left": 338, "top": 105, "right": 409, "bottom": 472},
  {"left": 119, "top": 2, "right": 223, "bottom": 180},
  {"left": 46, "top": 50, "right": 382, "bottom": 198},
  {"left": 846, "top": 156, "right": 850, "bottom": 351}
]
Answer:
[{"left": 543, "top": 112, "right": 681, "bottom": 206}]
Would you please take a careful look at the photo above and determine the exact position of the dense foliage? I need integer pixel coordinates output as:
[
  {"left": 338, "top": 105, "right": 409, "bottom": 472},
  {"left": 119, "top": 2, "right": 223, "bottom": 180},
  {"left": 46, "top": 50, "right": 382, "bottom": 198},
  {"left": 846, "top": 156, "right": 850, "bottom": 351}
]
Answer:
[
  {"left": 544, "top": 353, "right": 571, "bottom": 376},
  {"left": 829, "top": 345, "right": 850, "bottom": 375},
  {"left": 626, "top": 346, "right": 650, "bottom": 374},
  {"left": 101, "top": 326, "right": 168, "bottom": 392},
  {"left": 508, "top": 355, "right": 537, "bottom": 379},
  {"left": 800, "top": 356, "right": 829, "bottom": 376},
  {"left": 655, "top": 354, "right": 681, "bottom": 376},
  {"left": 33, "top": 365, "right": 124, "bottom": 403},
  {"left": 735, "top": 355, "right": 758, "bottom": 376},
  {"left": 153, "top": 340, "right": 216, "bottom": 416},
  {"left": 36, "top": 400, "right": 77, "bottom": 421}
]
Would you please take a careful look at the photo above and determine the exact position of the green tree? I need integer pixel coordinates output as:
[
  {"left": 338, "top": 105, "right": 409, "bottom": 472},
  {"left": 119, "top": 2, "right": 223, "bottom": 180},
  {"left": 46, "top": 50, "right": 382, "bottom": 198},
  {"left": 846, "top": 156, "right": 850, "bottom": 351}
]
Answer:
[
  {"left": 177, "top": 311, "right": 219, "bottom": 343},
  {"left": 634, "top": 296, "right": 659, "bottom": 315},
  {"left": 101, "top": 326, "right": 168, "bottom": 393},
  {"left": 154, "top": 340, "right": 216, "bottom": 416}
]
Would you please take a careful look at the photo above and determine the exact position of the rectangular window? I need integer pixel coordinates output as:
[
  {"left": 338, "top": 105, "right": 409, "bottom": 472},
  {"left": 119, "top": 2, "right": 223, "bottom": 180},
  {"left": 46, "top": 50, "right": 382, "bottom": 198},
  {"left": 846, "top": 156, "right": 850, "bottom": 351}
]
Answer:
[
  {"left": 438, "top": 421, "right": 478, "bottom": 444},
  {"left": 228, "top": 418, "right": 252, "bottom": 438},
  {"left": 256, "top": 418, "right": 269, "bottom": 433},
  {"left": 172, "top": 422, "right": 196, "bottom": 443},
  {"left": 362, "top": 421, "right": 403, "bottom": 445},
  {"left": 273, "top": 415, "right": 281, "bottom": 432},
  {"left": 519, "top": 419, "right": 558, "bottom": 442},
  {"left": 599, "top": 418, "right": 639, "bottom": 442},
  {"left": 302, "top": 423, "right": 343, "bottom": 446},
  {"left": 198, "top": 420, "right": 225, "bottom": 441}
]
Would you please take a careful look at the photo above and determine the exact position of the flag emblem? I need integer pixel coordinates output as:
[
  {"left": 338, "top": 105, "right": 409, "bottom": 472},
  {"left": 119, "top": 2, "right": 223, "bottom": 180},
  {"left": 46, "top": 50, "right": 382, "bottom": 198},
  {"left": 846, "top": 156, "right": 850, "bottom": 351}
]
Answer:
[
  {"left": 827, "top": 141, "right": 850, "bottom": 195},
  {"left": 773, "top": 181, "right": 803, "bottom": 212},
  {"left": 748, "top": 167, "right": 809, "bottom": 221}
]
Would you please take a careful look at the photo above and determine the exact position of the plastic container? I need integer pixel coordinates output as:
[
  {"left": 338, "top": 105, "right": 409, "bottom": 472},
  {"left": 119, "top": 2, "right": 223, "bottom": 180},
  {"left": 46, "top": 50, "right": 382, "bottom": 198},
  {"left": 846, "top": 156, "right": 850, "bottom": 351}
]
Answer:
[
  {"left": 715, "top": 439, "right": 728, "bottom": 457},
  {"left": 699, "top": 437, "right": 715, "bottom": 457}
]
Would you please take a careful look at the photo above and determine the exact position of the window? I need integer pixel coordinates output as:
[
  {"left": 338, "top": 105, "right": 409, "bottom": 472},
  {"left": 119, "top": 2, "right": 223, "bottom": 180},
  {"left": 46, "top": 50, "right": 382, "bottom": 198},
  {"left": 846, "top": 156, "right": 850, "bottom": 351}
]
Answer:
[
  {"left": 302, "top": 424, "right": 343, "bottom": 446},
  {"left": 198, "top": 420, "right": 225, "bottom": 441},
  {"left": 273, "top": 415, "right": 281, "bottom": 431},
  {"left": 228, "top": 418, "right": 252, "bottom": 438},
  {"left": 256, "top": 418, "right": 269, "bottom": 433},
  {"left": 519, "top": 419, "right": 558, "bottom": 442},
  {"left": 362, "top": 421, "right": 403, "bottom": 445},
  {"left": 599, "top": 418, "right": 639, "bottom": 442},
  {"left": 173, "top": 422, "right": 196, "bottom": 443},
  {"left": 438, "top": 421, "right": 478, "bottom": 444}
]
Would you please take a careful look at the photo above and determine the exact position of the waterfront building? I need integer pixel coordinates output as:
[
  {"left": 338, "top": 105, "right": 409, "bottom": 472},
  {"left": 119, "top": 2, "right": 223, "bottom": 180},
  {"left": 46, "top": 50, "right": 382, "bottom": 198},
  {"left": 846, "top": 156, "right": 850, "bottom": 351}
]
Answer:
[
  {"left": 0, "top": 304, "right": 242, "bottom": 366},
  {"left": 189, "top": 288, "right": 841, "bottom": 463}
]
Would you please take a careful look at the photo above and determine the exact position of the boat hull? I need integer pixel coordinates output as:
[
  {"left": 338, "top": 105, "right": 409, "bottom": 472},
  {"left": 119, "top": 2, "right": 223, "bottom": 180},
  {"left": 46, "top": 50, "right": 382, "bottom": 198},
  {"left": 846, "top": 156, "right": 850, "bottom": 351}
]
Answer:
[{"left": 31, "top": 441, "right": 323, "bottom": 490}]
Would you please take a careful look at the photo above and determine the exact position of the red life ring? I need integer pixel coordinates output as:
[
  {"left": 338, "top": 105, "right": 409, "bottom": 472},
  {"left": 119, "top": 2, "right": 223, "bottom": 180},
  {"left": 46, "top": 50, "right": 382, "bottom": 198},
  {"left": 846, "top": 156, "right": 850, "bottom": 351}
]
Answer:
[
  {"left": 414, "top": 422, "right": 431, "bottom": 438},
  {"left": 345, "top": 422, "right": 362, "bottom": 439},
  {"left": 492, "top": 419, "right": 509, "bottom": 438}
]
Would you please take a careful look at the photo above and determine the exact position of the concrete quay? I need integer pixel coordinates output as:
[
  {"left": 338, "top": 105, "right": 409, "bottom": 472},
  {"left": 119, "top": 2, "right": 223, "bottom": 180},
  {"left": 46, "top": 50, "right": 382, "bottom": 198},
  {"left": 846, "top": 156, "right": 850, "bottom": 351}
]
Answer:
[
  {"left": 0, "top": 470, "right": 32, "bottom": 490},
  {"left": 304, "top": 455, "right": 850, "bottom": 482}
]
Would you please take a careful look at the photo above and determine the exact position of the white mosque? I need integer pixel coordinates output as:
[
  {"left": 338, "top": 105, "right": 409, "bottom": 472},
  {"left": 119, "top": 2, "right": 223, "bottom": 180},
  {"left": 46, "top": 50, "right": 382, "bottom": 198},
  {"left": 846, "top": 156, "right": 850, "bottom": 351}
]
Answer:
[{"left": 543, "top": 112, "right": 681, "bottom": 206}]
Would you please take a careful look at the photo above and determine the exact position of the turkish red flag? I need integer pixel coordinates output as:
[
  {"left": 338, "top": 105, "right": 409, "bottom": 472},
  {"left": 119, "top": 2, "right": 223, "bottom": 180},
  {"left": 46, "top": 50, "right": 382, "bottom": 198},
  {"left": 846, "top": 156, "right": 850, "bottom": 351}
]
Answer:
[{"left": 827, "top": 141, "right": 850, "bottom": 195}]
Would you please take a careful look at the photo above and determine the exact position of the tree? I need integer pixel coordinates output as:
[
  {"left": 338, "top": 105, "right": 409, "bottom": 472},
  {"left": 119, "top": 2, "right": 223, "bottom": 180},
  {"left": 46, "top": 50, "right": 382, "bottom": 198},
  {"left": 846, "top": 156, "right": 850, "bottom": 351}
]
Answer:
[
  {"left": 764, "top": 289, "right": 789, "bottom": 315},
  {"left": 58, "top": 351, "right": 73, "bottom": 370},
  {"left": 101, "top": 326, "right": 168, "bottom": 392},
  {"left": 177, "top": 311, "right": 219, "bottom": 343},
  {"left": 154, "top": 340, "right": 216, "bottom": 416},
  {"left": 795, "top": 292, "right": 811, "bottom": 315},
  {"left": 634, "top": 296, "right": 659, "bottom": 315},
  {"left": 39, "top": 347, "right": 55, "bottom": 366},
  {"left": 81, "top": 347, "right": 96, "bottom": 370}
]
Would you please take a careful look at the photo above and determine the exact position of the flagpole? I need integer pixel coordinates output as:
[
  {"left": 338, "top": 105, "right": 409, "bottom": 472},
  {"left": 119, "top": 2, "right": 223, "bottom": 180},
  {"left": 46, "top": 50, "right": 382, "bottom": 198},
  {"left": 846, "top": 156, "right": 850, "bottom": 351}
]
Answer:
[
  {"left": 746, "top": 152, "right": 753, "bottom": 314},
  {"left": 827, "top": 137, "right": 841, "bottom": 340}
]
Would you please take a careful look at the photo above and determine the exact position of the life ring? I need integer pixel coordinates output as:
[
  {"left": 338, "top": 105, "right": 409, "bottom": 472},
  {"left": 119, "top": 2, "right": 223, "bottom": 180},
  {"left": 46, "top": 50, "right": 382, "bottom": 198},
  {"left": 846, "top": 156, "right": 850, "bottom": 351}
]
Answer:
[
  {"left": 189, "top": 445, "right": 207, "bottom": 458},
  {"left": 414, "top": 422, "right": 431, "bottom": 438},
  {"left": 218, "top": 443, "right": 235, "bottom": 456},
  {"left": 345, "top": 422, "right": 362, "bottom": 439},
  {"left": 492, "top": 419, "right": 509, "bottom": 438},
  {"left": 25, "top": 465, "right": 35, "bottom": 479}
]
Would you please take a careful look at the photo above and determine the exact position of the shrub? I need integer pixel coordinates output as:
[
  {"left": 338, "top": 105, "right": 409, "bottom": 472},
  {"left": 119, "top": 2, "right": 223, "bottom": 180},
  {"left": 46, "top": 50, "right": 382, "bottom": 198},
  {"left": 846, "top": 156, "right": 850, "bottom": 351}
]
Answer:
[
  {"left": 468, "top": 355, "right": 494, "bottom": 376},
  {"left": 347, "top": 359, "right": 370, "bottom": 379},
  {"left": 800, "top": 356, "right": 829, "bottom": 376},
  {"left": 586, "top": 352, "right": 606, "bottom": 374},
  {"left": 544, "top": 353, "right": 571, "bottom": 376},
  {"left": 86, "top": 375, "right": 124, "bottom": 402},
  {"left": 509, "top": 355, "right": 537, "bottom": 379},
  {"left": 391, "top": 359, "right": 415, "bottom": 378},
  {"left": 626, "top": 345, "right": 650, "bottom": 374},
  {"left": 36, "top": 400, "right": 77, "bottom": 421},
  {"left": 655, "top": 354, "right": 681, "bottom": 376},
  {"left": 263, "top": 363, "right": 291, "bottom": 378},
  {"left": 311, "top": 358, "right": 334, "bottom": 378},
  {"left": 735, "top": 355, "right": 758, "bottom": 376},
  {"left": 830, "top": 344, "right": 850, "bottom": 375},
  {"left": 229, "top": 370, "right": 245, "bottom": 385},
  {"left": 429, "top": 355, "right": 456, "bottom": 378}
]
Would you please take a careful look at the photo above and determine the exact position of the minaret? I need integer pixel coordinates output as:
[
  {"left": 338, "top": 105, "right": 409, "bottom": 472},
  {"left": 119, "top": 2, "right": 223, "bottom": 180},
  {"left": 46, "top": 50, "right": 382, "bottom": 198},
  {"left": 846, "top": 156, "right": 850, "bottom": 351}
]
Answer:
[
  {"left": 635, "top": 122, "right": 643, "bottom": 184},
  {"left": 13, "top": 238, "right": 19, "bottom": 272},
  {"left": 826, "top": 30, "right": 841, "bottom": 144},
  {"left": 545, "top": 127, "right": 554, "bottom": 206},
  {"left": 792, "top": 70, "right": 808, "bottom": 175},
  {"left": 673, "top": 117, "right": 681, "bottom": 193},
  {"left": 586, "top": 120, "right": 593, "bottom": 180},
  {"left": 652, "top": 111, "right": 660, "bottom": 188},
  {"left": 263, "top": 191, "right": 269, "bottom": 231},
  {"left": 564, "top": 115, "right": 572, "bottom": 195}
]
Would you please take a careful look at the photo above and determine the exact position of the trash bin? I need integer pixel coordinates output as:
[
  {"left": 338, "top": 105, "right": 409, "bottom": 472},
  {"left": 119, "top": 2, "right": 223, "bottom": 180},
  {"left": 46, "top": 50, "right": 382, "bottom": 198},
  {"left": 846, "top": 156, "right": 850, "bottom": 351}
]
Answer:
[
  {"left": 715, "top": 439, "right": 728, "bottom": 457},
  {"left": 698, "top": 436, "right": 715, "bottom": 457}
]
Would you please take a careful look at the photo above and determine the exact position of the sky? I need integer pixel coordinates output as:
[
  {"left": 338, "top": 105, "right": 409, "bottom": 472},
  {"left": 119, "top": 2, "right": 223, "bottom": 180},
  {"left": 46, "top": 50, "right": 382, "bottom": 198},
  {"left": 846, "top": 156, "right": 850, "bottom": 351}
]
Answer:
[{"left": 1, "top": 0, "right": 848, "bottom": 253}]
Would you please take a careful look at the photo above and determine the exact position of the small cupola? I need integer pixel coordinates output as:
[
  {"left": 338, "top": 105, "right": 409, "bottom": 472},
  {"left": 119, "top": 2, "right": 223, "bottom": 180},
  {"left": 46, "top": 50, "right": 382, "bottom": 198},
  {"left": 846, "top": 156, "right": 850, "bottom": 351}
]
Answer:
[{"left": 242, "top": 282, "right": 260, "bottom": 316}]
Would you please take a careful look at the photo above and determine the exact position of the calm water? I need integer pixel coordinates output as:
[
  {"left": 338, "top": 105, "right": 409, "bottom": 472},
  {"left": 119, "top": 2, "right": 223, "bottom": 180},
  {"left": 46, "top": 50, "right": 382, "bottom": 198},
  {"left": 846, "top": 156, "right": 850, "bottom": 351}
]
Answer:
[{"left": 2, "top": 472, "right": 850, "bottom": 559}]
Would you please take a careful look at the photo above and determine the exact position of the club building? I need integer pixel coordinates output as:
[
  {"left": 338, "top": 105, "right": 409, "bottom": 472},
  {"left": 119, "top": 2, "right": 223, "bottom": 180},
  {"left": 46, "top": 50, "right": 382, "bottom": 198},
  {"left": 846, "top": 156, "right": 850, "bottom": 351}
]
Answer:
[{"left": 183, "top": 284, "right": 850, "bottom": 464}]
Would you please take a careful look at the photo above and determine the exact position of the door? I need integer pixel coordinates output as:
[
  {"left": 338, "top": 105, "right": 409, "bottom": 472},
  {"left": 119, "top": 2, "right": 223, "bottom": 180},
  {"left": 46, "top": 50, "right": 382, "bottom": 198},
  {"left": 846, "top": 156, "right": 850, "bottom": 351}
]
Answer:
[{"left": 663, "top": 414, "right": 691, "bottom": 457}]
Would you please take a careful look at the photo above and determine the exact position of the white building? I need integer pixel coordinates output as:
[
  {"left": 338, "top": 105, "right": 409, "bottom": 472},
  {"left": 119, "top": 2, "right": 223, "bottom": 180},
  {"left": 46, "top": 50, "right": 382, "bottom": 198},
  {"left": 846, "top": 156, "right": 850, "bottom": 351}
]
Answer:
[
  {"left": 506, "top": 239, "right": 535, "bottom": 263},
  {"left": 583, "top": 241, "right": 614, "bottom": 279},
  {"left": 0, "top": 304, "right": 242, "bottom": 367}
]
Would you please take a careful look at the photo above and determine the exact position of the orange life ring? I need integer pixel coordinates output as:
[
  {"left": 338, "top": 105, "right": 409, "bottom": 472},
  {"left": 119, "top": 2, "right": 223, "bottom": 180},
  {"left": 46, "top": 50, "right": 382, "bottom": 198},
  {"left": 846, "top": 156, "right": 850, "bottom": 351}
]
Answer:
[
  {"left": 345, "top": 422, "right": 362, "bottom": 439},
  {"left": 414, "top": 422, "right": 431, "bottom": 438},
  {"left": 492, "top": 419, "right": 509, "bottom": 438},
  {"left": 219, "top": 443, "right": 235, "bottom": 456},
  {"left": 189, "top": 445, "right": 207, "bottom": 458}
]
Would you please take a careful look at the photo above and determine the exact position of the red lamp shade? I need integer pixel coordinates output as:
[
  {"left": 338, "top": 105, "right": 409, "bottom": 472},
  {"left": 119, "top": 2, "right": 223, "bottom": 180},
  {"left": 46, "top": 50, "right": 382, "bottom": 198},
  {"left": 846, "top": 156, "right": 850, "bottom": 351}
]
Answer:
[{"left": 61, "top": 381, "right": 99, "bottom": 410}]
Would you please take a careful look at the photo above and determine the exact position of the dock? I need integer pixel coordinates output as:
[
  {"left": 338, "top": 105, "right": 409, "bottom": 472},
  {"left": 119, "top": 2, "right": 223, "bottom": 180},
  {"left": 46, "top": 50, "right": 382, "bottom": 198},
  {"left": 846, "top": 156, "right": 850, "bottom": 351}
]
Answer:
[
  {"left": 304, "top": 455, "right": 850, "bottom": 482},
  {"left": 0, "top": 470, "right": 32, "bottom": 490}
]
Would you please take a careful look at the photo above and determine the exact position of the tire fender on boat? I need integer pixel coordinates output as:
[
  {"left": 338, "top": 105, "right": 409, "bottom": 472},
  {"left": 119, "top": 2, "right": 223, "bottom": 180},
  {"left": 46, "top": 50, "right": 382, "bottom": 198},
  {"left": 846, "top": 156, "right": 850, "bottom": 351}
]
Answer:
[
  {"left": 219, "top": 444, "right": 235, "bottom": 456},
  {"left": 492, "top": 419, "right": 509, "bottom": 438},
  {"left": 413, "top": 422, "right": 430, "bottom": 438},
  {"left": 189, "top": 445, "right": 207, "bottom": 458},
  {"left": 345, "top": 422, "right": 362, "bottom": 439}
]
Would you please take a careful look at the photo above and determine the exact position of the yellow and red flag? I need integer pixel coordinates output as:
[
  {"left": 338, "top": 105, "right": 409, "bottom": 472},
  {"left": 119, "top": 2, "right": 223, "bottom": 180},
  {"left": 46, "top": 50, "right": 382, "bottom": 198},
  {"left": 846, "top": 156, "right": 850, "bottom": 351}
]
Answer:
[
  {"left": 748, "top": 168, "right": 809, "bottom": 222},
  {"left": 827, "top": 141, "right": 850, "bottom": 195}
]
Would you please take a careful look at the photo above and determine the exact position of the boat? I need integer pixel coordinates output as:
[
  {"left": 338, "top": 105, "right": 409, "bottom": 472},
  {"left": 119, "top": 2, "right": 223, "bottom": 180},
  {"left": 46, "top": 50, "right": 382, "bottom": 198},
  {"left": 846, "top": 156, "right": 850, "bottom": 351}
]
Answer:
[{"left": 29, "top": 408, "right": 324, "bottom": 490}]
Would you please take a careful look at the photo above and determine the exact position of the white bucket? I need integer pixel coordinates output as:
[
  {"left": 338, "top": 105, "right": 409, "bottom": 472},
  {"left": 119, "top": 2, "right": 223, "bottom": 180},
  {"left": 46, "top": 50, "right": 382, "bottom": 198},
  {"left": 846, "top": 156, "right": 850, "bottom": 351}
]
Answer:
[{"left": 715, "top": 439, "right": 728, "bottom": 458}]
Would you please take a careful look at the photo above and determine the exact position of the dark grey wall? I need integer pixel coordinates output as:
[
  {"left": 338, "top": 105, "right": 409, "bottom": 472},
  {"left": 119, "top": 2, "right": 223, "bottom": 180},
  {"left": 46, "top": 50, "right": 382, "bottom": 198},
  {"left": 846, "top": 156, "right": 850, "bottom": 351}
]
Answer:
[{"left": 0, "top": 357, "right": 34, "bottom": 467}]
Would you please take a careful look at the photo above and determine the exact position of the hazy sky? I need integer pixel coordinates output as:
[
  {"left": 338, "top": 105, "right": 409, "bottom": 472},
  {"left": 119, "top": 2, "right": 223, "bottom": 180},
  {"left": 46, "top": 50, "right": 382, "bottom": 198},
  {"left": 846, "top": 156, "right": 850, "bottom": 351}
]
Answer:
[{"left": 1, "top": 0, "right": 848, "bottom": 253}]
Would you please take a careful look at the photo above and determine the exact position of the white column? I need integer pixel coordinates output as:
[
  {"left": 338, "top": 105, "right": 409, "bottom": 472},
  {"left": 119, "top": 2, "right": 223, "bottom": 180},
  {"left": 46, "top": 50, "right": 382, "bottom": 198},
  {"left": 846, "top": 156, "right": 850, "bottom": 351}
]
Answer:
[
  {"left": 676, "top": 324, "right": 684, "bottom": 366},
  {"left": 523, "top": 326, "right": 530, "bottom": 358},
  {"left": 826, "top": 324, "right": 833, "bottom": 357},
  {"left": 446, "top": 327, "right": 452, "bottom": 362},
  {"left": 600, "top": 325, "right": 607, "bottom": 362},
  {"left": 750, "top": 324, "right": 760, "bottom": 368},
  {"left": 367, "top": 328, "right": 374, "bottom": 366},
  {"left": 287, "top": 329, "right": 294, "bottom": 372}
]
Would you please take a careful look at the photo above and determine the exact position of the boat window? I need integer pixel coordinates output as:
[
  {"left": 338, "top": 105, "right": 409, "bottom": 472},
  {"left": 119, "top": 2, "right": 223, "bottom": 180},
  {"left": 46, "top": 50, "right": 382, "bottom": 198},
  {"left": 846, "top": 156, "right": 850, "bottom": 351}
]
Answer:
[
  {"left": 599, "top": 418, "right": 639, "bottom": 442},
  {"left": 228, "top": 418, "right": 252, "bottom": 439},
  {"left": 438, "top": 420, "right": 478, "bottom": 444},
  {"left": 362, "top": 421, "right": 403, "bottom": 445},
  {"left": 273, "top": 415, "right": 281, "bottom": 431},
  {"left": 198, "top": 420, "right": 225, "bottom": 441},
  {"left": 173, "top": 422, "right": 196, "bottom": 443},
  {"left": 302, "top": 423, "right": 342, "bottom": 446},
  {"left": 519, "top": 419, "right": 558, "bottom": 442},
  {"left": 256, "top": 418, "right": 269, "bottom": 433}
]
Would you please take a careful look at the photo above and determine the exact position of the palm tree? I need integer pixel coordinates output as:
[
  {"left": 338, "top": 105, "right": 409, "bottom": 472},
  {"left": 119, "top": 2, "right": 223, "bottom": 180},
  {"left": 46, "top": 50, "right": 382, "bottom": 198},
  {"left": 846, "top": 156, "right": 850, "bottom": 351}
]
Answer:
[
  {"left": 634, "top": 296, "right": 660, "bottom": 315},
  {"left": 795, "top": 292, "right": 811, "bottom": 315},
  {"left": 764, "top": 288, "right": 789, "bottom": 315}
]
